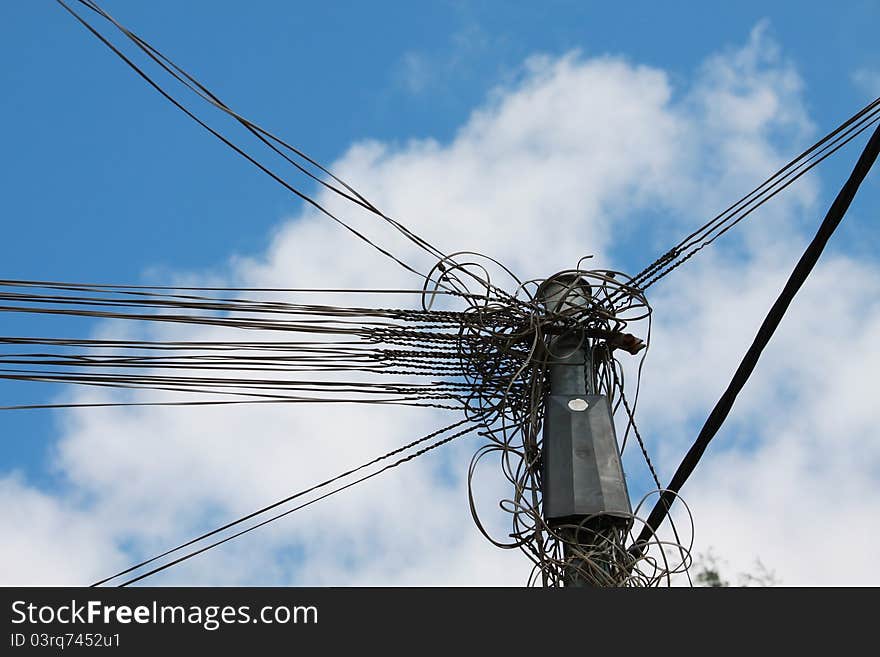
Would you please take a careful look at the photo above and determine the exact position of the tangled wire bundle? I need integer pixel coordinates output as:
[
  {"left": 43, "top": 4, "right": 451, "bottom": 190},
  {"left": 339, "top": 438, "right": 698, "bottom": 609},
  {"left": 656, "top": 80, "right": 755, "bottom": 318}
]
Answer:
[
  {"left": 37, "top": 0, "right": 879, "bottom": 587},
  {"left": 2, "top": 256, "right": 693, "bottom": 586},
  {"left": 418, "top": 256, "right": 695, "bottom": 586}
]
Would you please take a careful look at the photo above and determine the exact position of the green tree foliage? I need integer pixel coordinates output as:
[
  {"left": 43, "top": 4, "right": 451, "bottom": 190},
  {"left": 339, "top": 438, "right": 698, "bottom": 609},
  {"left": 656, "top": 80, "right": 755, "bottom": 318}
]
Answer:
[{"left": 692, "top": 549, "right": 780, "bottom": 587}]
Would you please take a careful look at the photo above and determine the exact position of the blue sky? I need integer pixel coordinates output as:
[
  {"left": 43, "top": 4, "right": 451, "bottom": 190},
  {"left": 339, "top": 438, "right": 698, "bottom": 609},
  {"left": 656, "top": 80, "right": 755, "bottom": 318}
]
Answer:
[{"left": 1, "top": 1, "right": 879, "bottom": 585}]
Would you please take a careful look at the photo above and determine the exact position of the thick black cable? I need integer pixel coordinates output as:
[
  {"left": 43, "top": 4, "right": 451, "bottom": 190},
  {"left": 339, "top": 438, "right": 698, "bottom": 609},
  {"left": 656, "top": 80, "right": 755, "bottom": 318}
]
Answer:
[{"left": 634, "top": 122, "right": 880, "bottom": 551}]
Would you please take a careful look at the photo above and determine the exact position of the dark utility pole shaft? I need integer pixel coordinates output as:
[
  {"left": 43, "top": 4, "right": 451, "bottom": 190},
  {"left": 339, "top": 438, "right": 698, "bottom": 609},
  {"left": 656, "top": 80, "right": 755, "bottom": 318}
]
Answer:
[{"left": 538, "top": 275, "right": 633, "bottom": 586}]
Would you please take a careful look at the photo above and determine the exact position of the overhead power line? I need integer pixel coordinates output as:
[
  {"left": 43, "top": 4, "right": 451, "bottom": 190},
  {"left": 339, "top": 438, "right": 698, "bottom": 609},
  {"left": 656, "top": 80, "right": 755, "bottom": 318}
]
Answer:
[
  {"left": 0, "top": 280, "right": 534, "bottom": 411},
  {"left": 94, "top": 417, "right": 483, "bottom": 586},
  {"left": 633, "top": 121, "right": 880, "bottom": 552},
  {"left": 55, "top": 0, "right": 453, "bottom": 288},
  {"left": 43, "top": 0, "right": 880, "bottom": 588},
  {"left": 628, "top": 94, "right": 880, "bottom": 291}
]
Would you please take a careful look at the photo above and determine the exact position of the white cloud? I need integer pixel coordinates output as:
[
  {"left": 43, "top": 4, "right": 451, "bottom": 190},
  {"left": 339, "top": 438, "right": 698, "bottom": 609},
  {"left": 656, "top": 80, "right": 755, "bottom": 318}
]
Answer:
[
  {"left": 5, "top": 24, "right": 878, "bottom": 585},
  {"left": 650, "top": 254, "right": 880, "bottom": 586},
  {"left": 0, "top": 474, "right": 124, "bottom": 585},
  {"left": 394, "top": 22, "right": 497, "bottom": 96},
  {"left": 852, "top": 67, "right": 880, "bottom": 99},
  {"left": 398, "top": 52, "right": 431, "bottom": 95}
]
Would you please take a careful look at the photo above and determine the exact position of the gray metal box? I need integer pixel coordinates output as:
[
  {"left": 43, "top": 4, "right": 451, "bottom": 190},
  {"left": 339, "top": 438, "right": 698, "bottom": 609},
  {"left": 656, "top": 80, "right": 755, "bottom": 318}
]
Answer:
[{"left": 542, "top": 394, "right": 632, "bottom": 524}]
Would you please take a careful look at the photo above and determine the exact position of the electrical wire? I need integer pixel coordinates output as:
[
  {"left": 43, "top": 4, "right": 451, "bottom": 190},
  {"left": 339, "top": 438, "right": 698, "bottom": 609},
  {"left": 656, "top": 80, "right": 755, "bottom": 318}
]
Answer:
[
  {"left": 38, "top": 1, "right": 877, "bottom": 587},
  {"left": 96, "top": 417, "right": 482, "bottom": 586},
  {"left": 628, "top": 95, "right": 880, "bottom": 292},
  {"left": 4, "top": 263, "right": 679, "bottom": 585},
  {"left": 56, "top": 0, "right": 516, "bottom": 302},
  {"left": 55, "top": 0, "right": 436, "bottom": 283},
  {"left": 634, "top": 121, "right": 880, "bottom": 553}
]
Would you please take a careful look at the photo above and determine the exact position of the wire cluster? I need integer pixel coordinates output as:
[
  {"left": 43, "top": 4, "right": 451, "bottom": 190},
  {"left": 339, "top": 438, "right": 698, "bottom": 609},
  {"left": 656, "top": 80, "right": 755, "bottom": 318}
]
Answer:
[{"left": 418, "top": 258, "right": 694, "bottom": 586}]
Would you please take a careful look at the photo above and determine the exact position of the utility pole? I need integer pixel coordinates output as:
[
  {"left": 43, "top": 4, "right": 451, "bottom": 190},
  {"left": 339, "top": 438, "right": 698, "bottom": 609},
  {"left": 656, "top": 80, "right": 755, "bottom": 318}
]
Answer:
[{"left": 537, "top": 274, "right": 633, "bottom": 586}]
